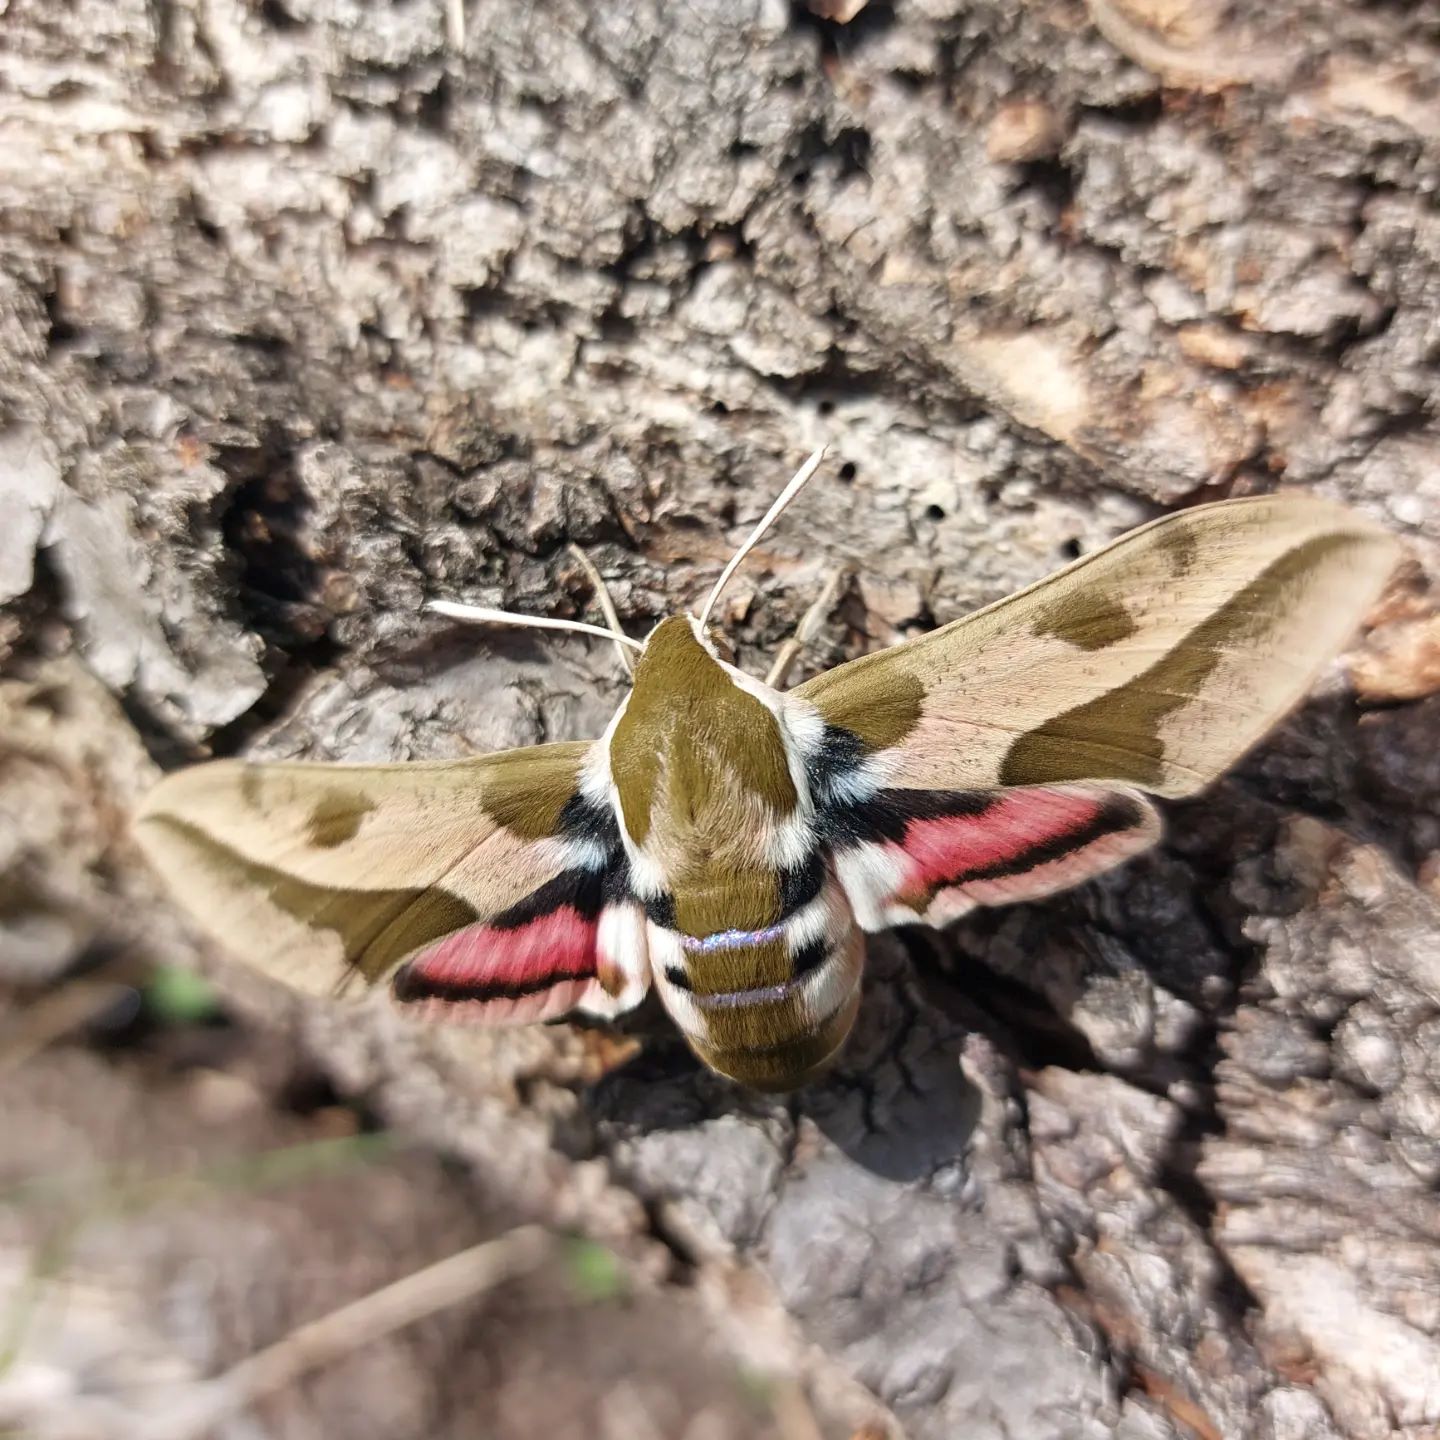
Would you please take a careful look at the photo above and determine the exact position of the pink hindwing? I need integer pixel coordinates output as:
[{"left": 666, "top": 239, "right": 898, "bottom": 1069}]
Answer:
[
  {"left": 394, "top": 880, "right": 650, "bottom": 1026},
  {"left": 819, "top": 783, "right": 1161, "bottom": 931}
]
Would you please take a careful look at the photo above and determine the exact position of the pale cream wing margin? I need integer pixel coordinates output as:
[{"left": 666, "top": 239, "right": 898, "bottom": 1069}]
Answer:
[
  {"left": 133, "top": 741, "right": 593, "bottom": 996},
  {"left": 795, "top": 495, "right": 1402, "bottom": 798}
]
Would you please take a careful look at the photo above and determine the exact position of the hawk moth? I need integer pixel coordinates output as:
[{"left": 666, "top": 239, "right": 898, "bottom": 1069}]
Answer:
[{"left": 136, "top": 455, "right": 1400, "bottom": 1090}]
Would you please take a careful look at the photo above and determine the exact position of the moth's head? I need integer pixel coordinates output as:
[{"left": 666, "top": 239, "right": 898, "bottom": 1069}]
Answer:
[{"left": 630, "top": 614, "right": 730, "bottom": 688}]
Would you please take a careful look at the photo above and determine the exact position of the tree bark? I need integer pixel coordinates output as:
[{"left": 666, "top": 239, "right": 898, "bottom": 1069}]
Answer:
[{"left": 3, "top": 2, "right": 1439, "bottom": 1437}]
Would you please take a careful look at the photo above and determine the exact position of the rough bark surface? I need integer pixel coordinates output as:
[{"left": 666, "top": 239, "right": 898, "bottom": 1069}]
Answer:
[{"left": 3, "top": 2, "right": 1439, "bottom": 1438}]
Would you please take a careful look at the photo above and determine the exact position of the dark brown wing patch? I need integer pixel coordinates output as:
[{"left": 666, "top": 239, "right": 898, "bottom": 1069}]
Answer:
[
  {"left": 1031, "top": 590, "right": 1138, "bottom": 651},
  {"left": 306, "top": 792, "right": 376, "bottom": 849},
  {"left": 792, "top": 662, "right": 924, "bottom": 751},
  {"left": 148, "top": 816, "right": 478, "bottom": 983},
  {"left": 999, "top": 533, "right": 1357, "bottom": 788}
]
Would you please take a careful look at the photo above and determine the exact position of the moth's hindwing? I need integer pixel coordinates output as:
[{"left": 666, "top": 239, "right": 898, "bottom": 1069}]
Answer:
[
  {"left": 134, "top": 741, "right": 651, "bottom": 1024},
  {"left": 795, "top": 494, "right": 1401, "bottom": 798},
  {"left": 816, "top": 779, "right": 1161, "bottom": 932}
]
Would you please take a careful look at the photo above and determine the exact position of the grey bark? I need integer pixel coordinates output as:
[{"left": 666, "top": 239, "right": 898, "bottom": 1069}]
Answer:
[{"left": 3, "top": 1, "right": 1439, "bottom": 1437}]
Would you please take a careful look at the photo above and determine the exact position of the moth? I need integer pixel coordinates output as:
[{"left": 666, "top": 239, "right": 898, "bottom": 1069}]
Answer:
[{"left": 136, "top": 450, "right": 1400, "bottom": 1090}]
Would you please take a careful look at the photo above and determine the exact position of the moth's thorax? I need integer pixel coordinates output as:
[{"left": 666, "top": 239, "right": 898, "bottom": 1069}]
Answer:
[{"left": 608, "top": 615, "right": 805, "bottom": 919}]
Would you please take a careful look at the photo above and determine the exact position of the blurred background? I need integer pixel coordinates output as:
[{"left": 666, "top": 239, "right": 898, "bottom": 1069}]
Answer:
[{"left": 2, "top": 1, "right": 1439, "bottom": 1437}]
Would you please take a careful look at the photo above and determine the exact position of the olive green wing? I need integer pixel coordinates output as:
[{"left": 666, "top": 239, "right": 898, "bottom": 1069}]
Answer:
[
  {"left": 795, "top": 494, "right": 1401, "bottom": 799},
  {"left": 134, "top": 742, "right": 649, "bottom": 1019}
]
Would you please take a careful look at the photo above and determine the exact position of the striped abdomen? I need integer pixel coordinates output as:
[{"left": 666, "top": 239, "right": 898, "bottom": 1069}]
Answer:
[{"left": 649, "top": 862, "right": 863, "bottom": 1091}]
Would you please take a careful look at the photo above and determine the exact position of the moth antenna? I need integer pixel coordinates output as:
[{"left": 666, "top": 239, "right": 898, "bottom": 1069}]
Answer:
[
  {"left": 697, "top": 445, "right": 829, "bottom": 632},
  {"left": 428, "top": 599, "right": 644, "bottom": 656},
  {"left": 566, "top": 543, "right": 635, "bottom": 676}
]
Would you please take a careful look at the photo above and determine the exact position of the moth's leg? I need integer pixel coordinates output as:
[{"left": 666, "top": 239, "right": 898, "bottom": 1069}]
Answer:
[
  {"left": 567, "top": 543, "right": 634, "bottom": 676},
  {"left": 764, "top": 566, "right": 850, "bottom": 690}
]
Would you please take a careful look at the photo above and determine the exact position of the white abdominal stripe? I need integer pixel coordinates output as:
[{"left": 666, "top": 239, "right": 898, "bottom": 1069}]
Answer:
[
  {"left": 654, "top": 869, "right": 846, "bottom": 1022},
  {"left": 680, "top": 922, "right": 786, "bottom": 956},
  {"left": 661, "top": 923, "right": 829, "bottom": 999}
]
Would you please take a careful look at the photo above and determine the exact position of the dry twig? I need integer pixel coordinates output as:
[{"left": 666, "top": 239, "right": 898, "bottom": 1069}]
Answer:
[{"left": 164, "top": 1225, "right": 553, "bottom": 1440}]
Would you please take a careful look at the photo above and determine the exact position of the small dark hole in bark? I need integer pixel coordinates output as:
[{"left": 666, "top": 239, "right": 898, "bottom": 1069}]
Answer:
[
  {"left": 278, "top": 1068, "right": 342, "bottom": 1115},
  {"left": 278, "top": 1066, "right": 385, "bottom": 1132},
  {"left": 838, "top": 461, "right": 857, "bottom": 481},
  {"left": 459, "top": 284, "right": 505, "bottom": 321},
  {"left": 925, "top": 503, "right": 945, "bottom": 521},
  {"left": 790, "top": 1, "right": 898, "bottom": 47},
  {"left": 1082, "top": 92, "right": 1164, "bottom": 127},
  {"left": 1011, "top": 156, "right": 1075, "bottom": 211},
  {"left": 259, "top": 0, "right": 304, "bottom": 28},
  {"left": 788, "top": 121, "right": 871, "bottom": 189},
  {"left": 417, "top": 74, "right": 451, "bottom": 133},
  {"left": 215, "top": 443, "right": 335, "bottom": 652},
  {"left": 219, "top": 466, "right": 317, "bottom": 605},
  {"left": 817, "top": 399, "right": 835, "bottom": 416},
  {"left": 599, "top": 311, "right": 637, "bottom": 342},
  {"left": 232, "top": 330, "right": 289, "bottom": 356},
  {"left": 42, "top": 287, "right": 77, "bottom": 349},
  {"left": 1060, "top": 537, "right": 1083, "bottom": 560},
  {"left": 833, "top": 125, "right": 872, "bottom": 177}
]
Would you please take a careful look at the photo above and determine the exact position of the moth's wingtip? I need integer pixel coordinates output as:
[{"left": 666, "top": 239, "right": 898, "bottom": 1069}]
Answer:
[
  {"left": 133, "top": 768, "right": 184, "bottom": 824},
  {"left": 1343, "top": 516, "right": 1408, "bottom": 586},
  {"left": 129, "top": 783, "right": 181, "bottom": 868},
  {"left": 1372, "top": 523, "right": 1409, "bottom": 559},
  {"left": 131, "top": 756, "right": 247, "bottom": 825},
  {"left": 1266, "top": 493, "right": 1408, "bottom": 582},
  {"left": 1284, "top": 493, "right": 1406, "bottom": 547}
]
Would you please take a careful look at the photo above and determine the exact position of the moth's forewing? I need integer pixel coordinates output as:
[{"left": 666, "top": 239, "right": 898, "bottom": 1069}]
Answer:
[
  {"left": 134, "top": 742, "right": 651, "bottom": 1021},
  {"left": 796, "top": 495, "right": 1401, "bottom": 798}
]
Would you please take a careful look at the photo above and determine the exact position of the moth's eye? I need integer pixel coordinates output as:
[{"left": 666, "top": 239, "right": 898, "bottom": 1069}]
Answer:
[{"left": 710, "top": 631, "right": 736, "bottom": 663}]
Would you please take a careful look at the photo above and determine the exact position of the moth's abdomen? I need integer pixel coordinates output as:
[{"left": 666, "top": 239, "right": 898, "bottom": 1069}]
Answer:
[{"left": 651, "top": 863, "right": 863, "bottom": 1091}]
